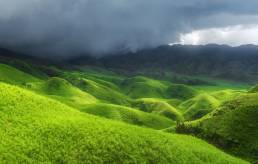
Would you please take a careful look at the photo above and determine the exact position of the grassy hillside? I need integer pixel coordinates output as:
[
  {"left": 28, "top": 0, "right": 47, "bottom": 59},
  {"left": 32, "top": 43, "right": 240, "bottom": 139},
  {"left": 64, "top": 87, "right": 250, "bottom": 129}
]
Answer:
[
  {"left": 167, "top": 84, "right": 198, "bottom": 100},
  {"left": 193, "top": 79, "right": 249, "bottom": 92},
  {"left": 0, "top": 64, "right": 41, "bottom": 85},
  {"left": 121, "top": 76, "right": 199, "bottom": 101},
  {"left": 211, "top": 90, "right": 243, "bottom": 102},
  {"left": 133, "top": 98, "right": 183, "bottom": 121},
  {"left": 64, "top": 73, "right": 131, "bottom": 105},
  {"left": 248, "top": 84, "right": 258, "bottom": 93},
  {"left": 179, "top": 94, "right": 220, "bottom": 120},
  {"left": 27, "top": 77, "right": 98, "bottom": 108},
  {"left": 0, "top": 82, "right": 248, "bottom": 163},
  {"left": 0, "top": 60, "right": 254, "bottom": 162},
  {"left": 176, "top": 93, "right": 258, "bottom": 162},
  {"left": 80, "top": 103, "right": 175, "bottom": 129},
  {"left": 63, "top": 70, "right": 124, "bottom": 90},
  {"left": 122, "top": 76, "right": 170, "bottom": 98}
]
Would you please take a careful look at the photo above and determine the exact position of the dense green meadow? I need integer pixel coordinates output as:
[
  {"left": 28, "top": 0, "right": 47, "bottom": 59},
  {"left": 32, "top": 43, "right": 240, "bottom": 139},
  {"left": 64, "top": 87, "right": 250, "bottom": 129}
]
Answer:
[{"left": 0, "top": 60, "right": 256, "bottom": 163}]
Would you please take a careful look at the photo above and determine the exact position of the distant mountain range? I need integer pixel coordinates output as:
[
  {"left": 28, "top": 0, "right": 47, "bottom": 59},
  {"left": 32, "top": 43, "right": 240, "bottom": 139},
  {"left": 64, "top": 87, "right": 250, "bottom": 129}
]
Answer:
[
  {"left": 96, "top": 44, "right": 258, "bottom": 83},
  {"left": 2, "top": 44, "right": 258, "bottom": 83}
]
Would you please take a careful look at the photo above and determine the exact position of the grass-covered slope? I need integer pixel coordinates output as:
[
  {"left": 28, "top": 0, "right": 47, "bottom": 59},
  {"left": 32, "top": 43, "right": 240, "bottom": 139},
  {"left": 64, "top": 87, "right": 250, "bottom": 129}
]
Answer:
[
  {"left": 167, "top": 84, "right": 198, "bottom": 100},
  {"left": 62, "top": 69, "right": 125, "bottom": 90},
  {"left": 80, "top": 103, "right": 175, "bottom": 129},
  {"left": 177, "top": 93, "right": 258, "bottom": 162},
  {"left": 27, "top": 77, "right": 98, "bottom": 108},
  {"left": 211, "top": 89, "right": 243, "bottom": 102},
  {"left": 67, "top": 76, "right": 131, "bottom": 105},
  {"left": 248, "top": 84, "right": 258, "bottom": 93},
  {"left": 179, "top": 94, "right": 220, "bottom": 120},
  {"left": 122, "top": 76, "right": 170, "bottom": 98},
  {"left": 0, "top": 63, "right": 41, "bottom": 85},
  {"left": 0, "top": 82, "right": 247, "bottom": 163},
  {"left": 122, "top": 76, "right": 199, "bottom": 100},
  {"left": 133, "top": 98, "right": 183, "bottom": 121}
]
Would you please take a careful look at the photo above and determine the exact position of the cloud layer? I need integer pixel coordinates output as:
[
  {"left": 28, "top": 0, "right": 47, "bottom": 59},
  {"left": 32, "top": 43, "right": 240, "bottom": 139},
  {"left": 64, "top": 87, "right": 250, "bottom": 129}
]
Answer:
[
  {"left": 1, "top": 0, "right": 258, "bottom": 58},
  {"left": 178, "top": 25, "right": 258, "bottom": 46}
]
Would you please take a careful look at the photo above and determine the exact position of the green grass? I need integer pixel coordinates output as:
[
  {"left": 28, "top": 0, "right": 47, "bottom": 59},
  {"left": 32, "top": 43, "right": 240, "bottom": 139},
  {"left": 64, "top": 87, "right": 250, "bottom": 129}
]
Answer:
[
  {"left": 0, "top": 64, "right": 41, "bottom": 85},
  {"left": 27, "top": 77, "right": 98, "bottom": 108},
  {"left": 63, "top": 69, "right": 125, "bottom": 87},
  {"left": 166, "top": 98, "right": 184, "bottom": 107},
  {"left": 0, "top": 61, "right": 254, "bottom": 162},
  {"left": 122, "top": 76, "right": 170, "bottom": 99},
  {"left": 62, "top": 73, "right": 132, "bottom": 105},
  {"left": 193, "top": 79, "right": 249, "bottom": 92},
  {"left": 80, "top": 103, "right": 175, "bottom": 129},
  {"left": 7, "top": 59, "right": 48, "bottom": 79},
  {"left": 248, "top": 84, "right": 258, "bottom": 93},
  {"left": 133, "top": 98, "right": 183, "bottom": 121},
  {"left": 122, "top": 76, "right": 200, "bottom": 103},
  {"left": 211, "top": 89, "right": 243, "bottom": 102},
  {"left": 179, "top": 93, "right": 220, "bottom": 120},
  {"left": 167, "top": 84, "right": 198, "bottom": 100},
  {"left": 0, "top": 82, "right": 248, "bottom": 163},
  {"left": 177, "top": 93, "right": 258, "bottom": 162}
]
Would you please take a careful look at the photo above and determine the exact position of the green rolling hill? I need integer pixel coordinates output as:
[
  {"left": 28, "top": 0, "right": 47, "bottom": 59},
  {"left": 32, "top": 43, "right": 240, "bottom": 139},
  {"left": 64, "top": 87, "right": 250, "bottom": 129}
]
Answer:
[
  {"left": 80, "top": 103, "right": 175, "bottom": 129},
  {"left": 0, "top": 56, "right": 254, "bottom": 163},
  {"left": 27, "top": 77, "right": 98, "bottom": 108},
  {"left": 66, "top": 75, "right": 131, "bottom": 105},
  {"left": 0, "top": 63, "right": 41, "bottom": 85},
  {"left": 176, "top": 92, "right": 258, "bottom": 163},
  {"left": 122, "top": 76, "right": 170, "bottom": 99},
  {"left": 167, "top": 84, "right": 198, "bottom": 100},
  {"left": 248, "top": 84, "right": 258, "bottom": 93},
  {"left": 133, "top": 98, "right": 183, "bottom": 121},
  {"left": 179, "top": 93, "right": 220, "bottom": 120},
  {"left": 0, "top": 82, "right": 248, "bottom": 163}
]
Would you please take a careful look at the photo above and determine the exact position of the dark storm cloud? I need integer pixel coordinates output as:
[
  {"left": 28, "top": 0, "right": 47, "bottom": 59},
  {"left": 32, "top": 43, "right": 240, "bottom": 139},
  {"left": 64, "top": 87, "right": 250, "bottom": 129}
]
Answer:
[{"left": 0, "top": 0, "right": 258, "bottom": 58}]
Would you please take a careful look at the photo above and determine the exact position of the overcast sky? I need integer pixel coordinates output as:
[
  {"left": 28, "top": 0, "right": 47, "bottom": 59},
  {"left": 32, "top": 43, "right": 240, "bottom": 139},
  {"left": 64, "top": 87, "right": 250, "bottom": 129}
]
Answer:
[{"left": 1, "top": 0, "right": 258, "bottom": 58}]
